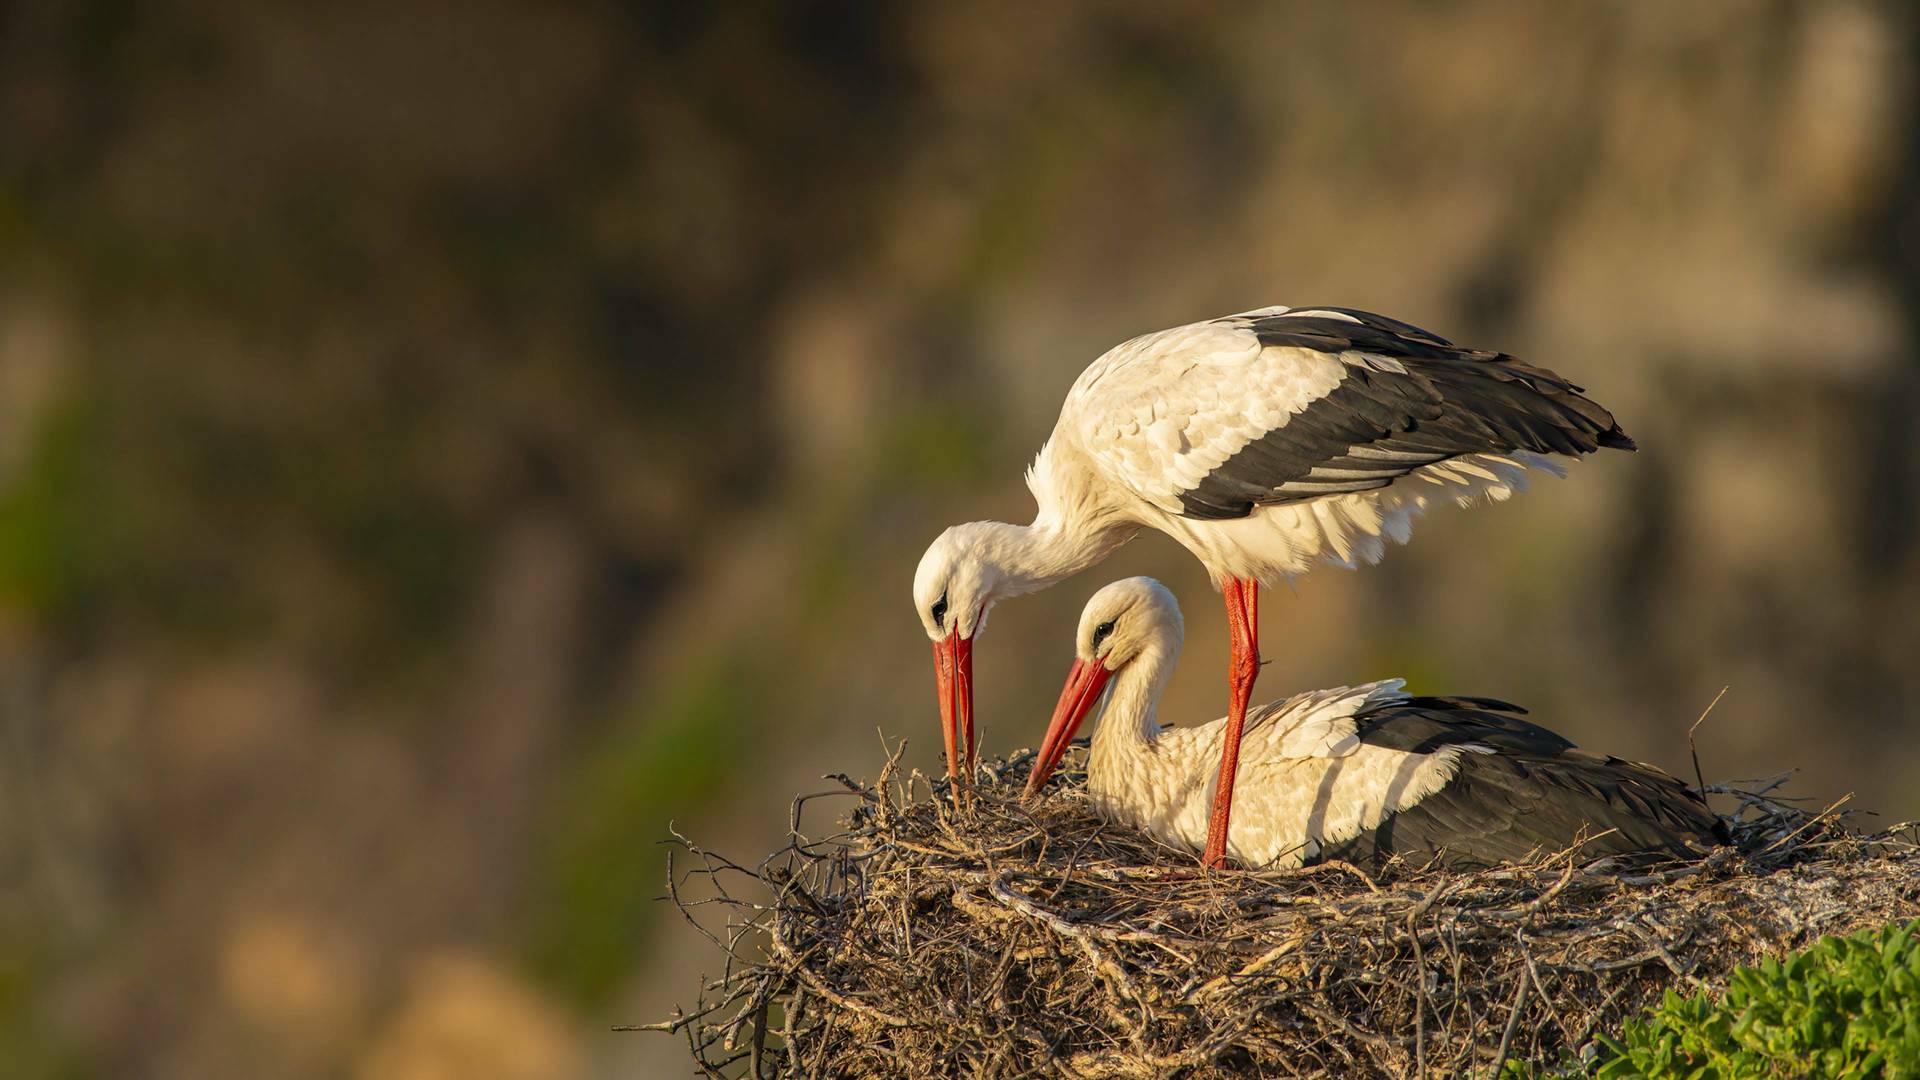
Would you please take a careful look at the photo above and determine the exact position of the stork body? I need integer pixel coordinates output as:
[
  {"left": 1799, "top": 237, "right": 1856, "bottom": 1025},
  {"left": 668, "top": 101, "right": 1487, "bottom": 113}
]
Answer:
[
  {"left": 1024, "top": 579, "right": 1726, "bottom": 869},
  {"left": 914, "top": 305, "right": 1634, "bottom": 866}
]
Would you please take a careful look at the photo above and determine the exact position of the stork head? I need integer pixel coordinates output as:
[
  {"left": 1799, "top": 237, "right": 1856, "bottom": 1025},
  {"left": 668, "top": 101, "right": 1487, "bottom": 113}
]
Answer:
[
  {"left": 1070, "top": 576, "right": 1183, "bottom": 670},
  {"left": 913, "top": 524, "right": 1014, "bottom": 784},
  {"left": 1025, "top": 577, "right": 1184, "bottom": 799},
  {"left": 912, "top": 524, "right": 1007, "bottom": 643}
]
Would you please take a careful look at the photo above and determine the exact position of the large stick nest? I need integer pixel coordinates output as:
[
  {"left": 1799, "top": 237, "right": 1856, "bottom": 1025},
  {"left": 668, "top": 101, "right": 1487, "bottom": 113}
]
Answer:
[{"left": 656, "top": 746, "right": 1920, "bottom": 1078}]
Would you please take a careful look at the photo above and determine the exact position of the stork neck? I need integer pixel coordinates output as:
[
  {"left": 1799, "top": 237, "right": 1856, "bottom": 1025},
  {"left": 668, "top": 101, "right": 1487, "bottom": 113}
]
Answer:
[
  {"left": 970, "top": 516, "right": 1133, "bottom": 600},
  {"left": 1088, "top": 638, "right": 1177, "bottom": 774}
]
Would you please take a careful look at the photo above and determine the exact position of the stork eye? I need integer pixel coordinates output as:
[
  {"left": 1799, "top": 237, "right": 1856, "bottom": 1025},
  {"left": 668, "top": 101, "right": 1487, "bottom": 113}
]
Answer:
[
  {"left": 1091, "top": 619, "right": 1117, "bottom": 649},
  {"left": 931, "top": 591, "right": 949, "bottom": 630}
]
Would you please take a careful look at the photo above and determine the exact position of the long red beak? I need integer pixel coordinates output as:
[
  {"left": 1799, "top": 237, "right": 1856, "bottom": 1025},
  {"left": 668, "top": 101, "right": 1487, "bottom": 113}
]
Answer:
[
  {"left": 932, "top": 633, "right": 975, "bottom": 783},
  {"left": 1023, "top": 658, "right": 1113, "bottom": 801}
]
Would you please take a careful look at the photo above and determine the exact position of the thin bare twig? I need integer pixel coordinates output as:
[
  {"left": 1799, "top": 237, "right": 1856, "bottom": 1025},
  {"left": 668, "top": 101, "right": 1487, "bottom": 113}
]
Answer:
[{"left": 1688, "top": 685, "right": 1730, "bottom": 795}]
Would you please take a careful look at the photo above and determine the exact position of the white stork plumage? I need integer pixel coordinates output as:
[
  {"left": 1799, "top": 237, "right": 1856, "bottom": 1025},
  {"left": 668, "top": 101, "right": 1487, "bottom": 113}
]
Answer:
[
  {"left": 1022, "top": 578, "right": 1725, "bottom": 869},
  {"left": 912, "top": 304, "right": 1634, "bottom": 866}
]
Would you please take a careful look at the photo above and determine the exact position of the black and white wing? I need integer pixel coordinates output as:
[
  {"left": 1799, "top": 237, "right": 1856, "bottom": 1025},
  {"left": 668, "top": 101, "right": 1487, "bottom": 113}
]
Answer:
[
  {"left": 1064, "top": 306, "right": 1634, "bottom": 521},
  {"left": 1318, "top": 697, "right": 1727, "bottom": 868}
]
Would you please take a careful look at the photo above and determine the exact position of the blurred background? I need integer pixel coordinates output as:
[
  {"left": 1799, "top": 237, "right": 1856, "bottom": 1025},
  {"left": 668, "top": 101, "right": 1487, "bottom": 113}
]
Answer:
[{"left": 3, "top": 2, "right": 1918, "bottom": 1076}]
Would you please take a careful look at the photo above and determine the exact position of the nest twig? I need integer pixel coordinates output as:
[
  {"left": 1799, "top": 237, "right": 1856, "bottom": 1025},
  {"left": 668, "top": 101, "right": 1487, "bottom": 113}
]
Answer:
[{"left": 651, "top": 742, "right": 1920, "bottom": 1078}]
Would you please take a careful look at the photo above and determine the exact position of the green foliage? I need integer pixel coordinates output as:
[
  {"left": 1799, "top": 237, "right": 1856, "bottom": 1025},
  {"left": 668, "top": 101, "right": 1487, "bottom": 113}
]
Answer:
[
  {"left": 0, "top": 929, "right": 89, "bottom": 1080},
  {"left": 1588, "top": 920, "right": 1920, "bottom": 1079},
  {"left": 872, "top": 404, "right": 999, "bottom": 491},
  {"left": 0, "top": 392, "right": 129, "bottom": 627},
  {"left": 524, "top": 657, "right": 759, "bottom": 1008},
  {"left": 0, "top": 380, "right": 477, "bottom": 670}
]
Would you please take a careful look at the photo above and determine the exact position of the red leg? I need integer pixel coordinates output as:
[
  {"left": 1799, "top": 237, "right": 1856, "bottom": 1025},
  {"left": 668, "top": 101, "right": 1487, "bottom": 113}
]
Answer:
[{"left": 1204, "top": 578, "right": 1261, "bottom": 868}]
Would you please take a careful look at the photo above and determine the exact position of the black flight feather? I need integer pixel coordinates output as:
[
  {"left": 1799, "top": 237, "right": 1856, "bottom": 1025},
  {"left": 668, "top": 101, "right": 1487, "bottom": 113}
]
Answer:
[
  {"left": 1315, "top": 698, "right": 1728, "bottom": 870},
  {"left": 1177, "top": 308, "right": 1635, "bottom": 520}
]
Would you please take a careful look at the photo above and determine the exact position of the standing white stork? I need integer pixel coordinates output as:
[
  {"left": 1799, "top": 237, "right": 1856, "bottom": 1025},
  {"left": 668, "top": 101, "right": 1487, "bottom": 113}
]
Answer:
[
  {"left": 913, "top": 304, "right": 1633, "bottom": 866},
  {"left": 1022, "top": 578, "right": 1725, "bottom": 868}
]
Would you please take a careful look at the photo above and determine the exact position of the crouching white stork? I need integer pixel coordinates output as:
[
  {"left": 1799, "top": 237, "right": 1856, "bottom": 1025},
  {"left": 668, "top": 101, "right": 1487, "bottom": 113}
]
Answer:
[
  {"left": 1022, "top": 578, "right": 1726, "bottom": 868},
  {"left": 913, "top": 304, "right": 1634, "bottom": 864}
]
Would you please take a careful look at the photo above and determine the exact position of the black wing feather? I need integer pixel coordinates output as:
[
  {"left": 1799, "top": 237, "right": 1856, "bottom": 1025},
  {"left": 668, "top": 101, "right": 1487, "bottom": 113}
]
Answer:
[
  {"left": 1177, "top": 309, "right": 1635, "bottom": 520},
  {"left": 1317, "top": 699, "right": 1727, "bottom": 870}
]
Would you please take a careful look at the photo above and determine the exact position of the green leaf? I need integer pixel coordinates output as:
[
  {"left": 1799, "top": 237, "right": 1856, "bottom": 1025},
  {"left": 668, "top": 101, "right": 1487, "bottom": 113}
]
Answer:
[{"left": 1581, "top": 921, "right": 1920, "bottom": 1079}]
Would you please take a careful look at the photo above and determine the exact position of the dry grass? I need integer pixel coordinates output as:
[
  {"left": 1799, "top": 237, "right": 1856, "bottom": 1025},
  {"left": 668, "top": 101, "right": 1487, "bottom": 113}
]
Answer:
[{"left": 650, "top": 745, "right": 1920, "bottom": 1078}]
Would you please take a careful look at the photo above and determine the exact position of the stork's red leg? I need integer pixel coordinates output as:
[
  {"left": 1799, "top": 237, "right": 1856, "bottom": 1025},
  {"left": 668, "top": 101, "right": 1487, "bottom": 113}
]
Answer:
[{"left": 1204, "top": 578, "right": 1260, "bottom": 868}]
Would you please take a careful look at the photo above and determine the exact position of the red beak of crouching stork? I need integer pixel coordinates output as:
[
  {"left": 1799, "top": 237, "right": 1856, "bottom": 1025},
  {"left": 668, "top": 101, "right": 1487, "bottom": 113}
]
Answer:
[
  {"left": 932, "top": 632, "right": 976, "bottom": 794},
  {"left": 1023, "top": 657, "right": 1113, "bottom": 801}
]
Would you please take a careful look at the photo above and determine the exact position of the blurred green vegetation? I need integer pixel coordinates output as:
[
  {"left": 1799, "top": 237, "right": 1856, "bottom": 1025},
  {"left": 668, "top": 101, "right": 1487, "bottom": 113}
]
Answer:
[
  {"left": 525, "top": 657, "right": 760, "bottom": 1009},
  {"left": 0, "top": 932, "right": 85, "bottom": 1080},
  {"left": 0, "top": 377, "right": 479, "bottom": 676},
  {"left": 0, "top": 391, "right": 128, "bottom": 628},
  {"left": 871, "top": 404, "right": 1002, "bottom": 492}
]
